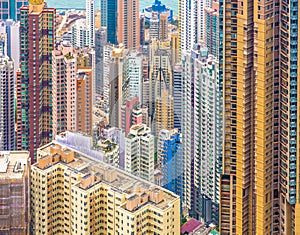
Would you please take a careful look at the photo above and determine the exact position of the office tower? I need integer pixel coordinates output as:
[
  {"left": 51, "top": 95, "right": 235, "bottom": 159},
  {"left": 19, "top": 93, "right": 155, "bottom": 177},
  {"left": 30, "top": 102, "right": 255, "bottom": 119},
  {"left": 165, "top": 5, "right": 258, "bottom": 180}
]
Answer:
[
  {"left": 159, "top": 13, "right": 168, "bottom": 41},
  {"left": 158, "top": 129, "right": 183, "bottom": 197},
  {"left": 71, "top": 19, "right": 90, "bottom": 48},
  {"left": 17, "top": 0, "right": 55, "bottom": 162},
  {"left": 204, "top": 1, "right": 219, "bottom": 57},
  {"left": 179, "top": 0, "right": 211, "bottom": 53},
  {"left": 0, "top": 20, "right": 20, "bottom": 78},
  {"left": 52, "top": 42, "right": 77, "bottom": 138},
  {"left": 182, "top": 45, "right": 221, "bottom": 224},
  {"left": 109, "top": 45, "right": 125, "bottom": 128},
  {"left": 125, "top": 124, "right": 155, "bottom": 183},
  {"left": 31, "top": 142, "right": 180, "bottom": 234},
  {"left": 95, "top": 28, "right": 107, "bottom": 96},
  {"left": 173, "top": 64, "right": 182, "bottom": 131},
  {"left": 100, "top": 0, "right": 117, "bottom": 44},
  {"left": 0, "top": 56, "right": 14, "bottom": 150},
  {"left": 86, "top": 0, "right": 95, "bottom": 47},
  {"left": 0, "top": 151, "right": 30, "bottom": 233},
  {"left": 0, "top": 0, "right": 27, "bottom": 20},
  {"left": 76, "top": 69, "right": 93, "bottom": 136},
  {"left": 117, "top": 0, "right": 140, "bottom": 49}
]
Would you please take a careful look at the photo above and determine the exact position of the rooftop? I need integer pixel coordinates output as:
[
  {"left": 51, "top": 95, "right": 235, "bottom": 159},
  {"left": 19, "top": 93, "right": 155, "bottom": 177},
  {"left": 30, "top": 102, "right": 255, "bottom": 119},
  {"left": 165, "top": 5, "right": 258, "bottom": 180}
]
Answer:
[
  {"left": 180, "top": 219, "right": 204, "bottom": 233},
  {"left": 34, "top": 142, "right": 179, "bottom": 211},
  {"left": 0, "top": 151, "right": 29, "bottom": 179}
]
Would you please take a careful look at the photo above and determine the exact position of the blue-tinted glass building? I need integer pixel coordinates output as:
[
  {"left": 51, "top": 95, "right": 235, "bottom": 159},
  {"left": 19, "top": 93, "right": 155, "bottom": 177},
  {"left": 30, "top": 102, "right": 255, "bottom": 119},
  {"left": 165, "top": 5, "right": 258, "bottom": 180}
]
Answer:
[
  {"left": 0, "top": 0, "right": 28, "bottom": 21},
  {"left": 160, "top": 129, "right": 183, "bottom": 198},
  {"left": 100, "top": 0, "right": 117, "bottom": 44}
]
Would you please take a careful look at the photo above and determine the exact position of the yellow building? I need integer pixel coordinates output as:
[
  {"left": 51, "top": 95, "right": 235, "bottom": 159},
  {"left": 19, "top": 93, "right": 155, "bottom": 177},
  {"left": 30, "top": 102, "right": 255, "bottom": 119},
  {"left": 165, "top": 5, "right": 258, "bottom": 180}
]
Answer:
[{"left": 31, "top": 142, "right": 180, "bottom": 235}]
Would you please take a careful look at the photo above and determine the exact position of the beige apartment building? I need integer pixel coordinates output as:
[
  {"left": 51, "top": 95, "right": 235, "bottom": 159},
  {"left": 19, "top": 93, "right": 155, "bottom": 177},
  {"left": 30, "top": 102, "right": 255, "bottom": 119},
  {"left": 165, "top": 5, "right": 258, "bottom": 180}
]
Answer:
[
  {"left": 30, "top": 142, "right": 180, "bottom": 235},
  {"left": 0, "top": 151, "right": 30, "bottom": 234}
]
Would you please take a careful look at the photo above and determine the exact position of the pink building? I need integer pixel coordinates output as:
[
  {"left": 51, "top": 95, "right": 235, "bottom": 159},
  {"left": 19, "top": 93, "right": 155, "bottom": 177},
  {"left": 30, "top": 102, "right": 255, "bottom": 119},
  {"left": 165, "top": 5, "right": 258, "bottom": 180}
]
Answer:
[
  {"left": 122, "top": 97, "right": 142, "bottom": 135},
  {"left": 52, "top": 42, "right": 77, "bottom": 137}
]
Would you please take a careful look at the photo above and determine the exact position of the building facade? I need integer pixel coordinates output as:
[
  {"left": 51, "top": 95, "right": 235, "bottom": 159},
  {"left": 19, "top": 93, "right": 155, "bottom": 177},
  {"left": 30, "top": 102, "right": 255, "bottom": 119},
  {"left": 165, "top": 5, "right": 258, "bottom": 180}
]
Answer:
[
  {"left": 0, "top": 151, "right": 30, "bottom": 233},
  {"left": 100, "top": 0, "right": 117, "bottom": 44},
  {"left": 159, "top": 129, "right": 183, "bottom": 198},
  {"left": 17, "top": 0, "right": 55, "bottom": 162},
  {"left": 0, "top": 56, "right": 14, "bottom": 150},
  {"left": 125, "top": 124, "right": 155, "bottom": 183},
  {"left": 85, "top": 0, "right": 95, "bottom": 47},
  {"left": 0, "top": 0, "right": 27, "bottom": 20},
  {"left": 182, "top": 45, "right": 221, "bottom": 224},
  {"left": 117, "top": 0, "right": 140, "bottom": 49},
  {"left": 52, "top": 42, "right": 77, "bottom": 138},
  {"left": 31, "top": 142, "right": 180, "bottom": 234}
]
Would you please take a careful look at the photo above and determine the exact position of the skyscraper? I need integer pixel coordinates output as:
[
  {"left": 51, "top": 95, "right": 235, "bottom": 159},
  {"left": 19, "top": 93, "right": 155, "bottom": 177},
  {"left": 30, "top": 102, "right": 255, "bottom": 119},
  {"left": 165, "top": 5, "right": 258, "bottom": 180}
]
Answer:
[
  {"left": 95, "top": 28, "right": 106, "bottom": 96},
  {"left": 52, "top": 42, "right": 77, "bottom": 138},
  {"left": 219, "top": 0, "right": 282, "bottom": 232},
  {"left": 0, "top": 56, "right": 14, "bottom": 150},
  {"left": 0, "top": 20, "right": 20, "bottom": 79},
  {"left": 17, "top": 0, "right": 55, "bottom": 162},
  {"left": 159, "top": 129, "right": 183, "bottom": 197},
  {"left": 117, "top": 0, "right": 140, "bottom": 49},
  {"left": 86, "top": 0, "right": 95, "bottom": 47},
  {"left": 182, "top": 45, "right": 221, "bottom": 224},
  {"left": 0, "top": 0, "right": 28, "bottom": 20},
  {"left": 204, "top": 1, "right": 219, "bottom": 57},
  {"left": 179, "top": 0, "right": 211, "bottom": 53},
  {"left": 172, "top": 64, "right": 182, "bottom": 131},
  {"left": 100, "top": 0, "right": 117, "bottom": 44}
]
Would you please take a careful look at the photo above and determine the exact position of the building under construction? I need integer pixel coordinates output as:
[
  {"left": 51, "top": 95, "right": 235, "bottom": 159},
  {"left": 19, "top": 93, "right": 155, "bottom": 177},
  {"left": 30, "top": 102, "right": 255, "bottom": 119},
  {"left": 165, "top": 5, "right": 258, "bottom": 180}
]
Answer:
[{"left": 0, "top": 151, "right": 30, "bottom": 234}]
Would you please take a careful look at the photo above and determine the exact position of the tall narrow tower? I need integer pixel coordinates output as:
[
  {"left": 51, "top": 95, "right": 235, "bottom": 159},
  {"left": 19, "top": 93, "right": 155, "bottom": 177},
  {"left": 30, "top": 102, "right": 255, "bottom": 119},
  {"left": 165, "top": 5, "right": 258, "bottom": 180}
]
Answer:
[
  {"left": 100, "top": 0, "right": 118, "bottom": 44},
  {"left": 219, "top": 0, "right": 280, "bottom": 233},
  {"left": 117, "top": 0, "right": 140, "bottom": 49},
  {"left": 86, "top": 0, "right": 95, "bottom": 47},
  {"left": 17, "top": 0, "right": 55, "bottom": 162}
]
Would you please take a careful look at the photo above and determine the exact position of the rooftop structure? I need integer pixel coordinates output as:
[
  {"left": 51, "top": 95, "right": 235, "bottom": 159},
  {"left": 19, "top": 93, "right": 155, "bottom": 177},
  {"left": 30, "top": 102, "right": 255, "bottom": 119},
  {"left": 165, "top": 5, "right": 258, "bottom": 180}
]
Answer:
[{"left": 31, "top": 142, "right": 180, "bottom": 234}]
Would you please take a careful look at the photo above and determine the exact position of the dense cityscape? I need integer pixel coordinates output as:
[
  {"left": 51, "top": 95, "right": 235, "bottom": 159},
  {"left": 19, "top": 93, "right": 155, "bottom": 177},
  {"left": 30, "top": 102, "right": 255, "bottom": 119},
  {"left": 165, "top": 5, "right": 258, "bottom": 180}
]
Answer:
[{"left": 0, "top": 0, "right": 298, "bottom": 234}]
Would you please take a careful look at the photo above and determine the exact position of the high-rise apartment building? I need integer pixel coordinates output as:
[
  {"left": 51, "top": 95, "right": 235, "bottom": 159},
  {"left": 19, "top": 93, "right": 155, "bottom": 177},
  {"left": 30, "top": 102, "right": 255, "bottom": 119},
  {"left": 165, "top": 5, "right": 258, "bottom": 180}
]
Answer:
[
  {"left": 0, "top": 0, "right": 27, "bottom": 20},
  {"left": 52, "top": 42, "right": 77, "bottom": 137},
  {"left": 117, "top": 0, "right": 140, "bottom": 49},
  {"left": 219, "top": 0, "right": 283, "bottom": 232},
  {"left": 86, "top": 0, "right": 95, "bottom": 47},
  {"left": 71, "top": 19, "right": 90, "bottom": 48},
  {"left": 125, "top": 124, "right": 155, "bottom": 183},
  {"left": 0, "top": 151, "right": 30, "bottom": 233},
  {"left": 95, "top": 28, "right": 107, "bottom": 96},
  {"left": 76, "top": 69, "right": 93, "bottom": 136},
  {"left": 0, "top": 56, "right": 14, "bottom": 150},
  {"left": 109, "top": 45, "right": 125, "bottom": 128},
  {"left": 100, "top": 0, "right": 117, "bottom": 44},
  {"left": 182, "top": 45, "right": 221, "bottom": 224},
  {"left": 159, "top": 129, "right": 183, "bottom": 198},
  {"left": 179, "top": 0, "right": 211, "bottom": 53},
  {"left": 159, "top": 13, "right": 168, "bottom": 41},
  {"left": 17, "top": 0, "right": 55, "bottom": 162},
  {"left": 0, "top": 20, "right": 20, "bottom": 78},
  {"left": 31, "top": 142, "right": 180, "bottom": 234},
  {"left": 173, "top": 64, "right": 182, "bottom": 131},
  {"left": 204, "top": 1, "right": 219, "bottom": 57}
]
